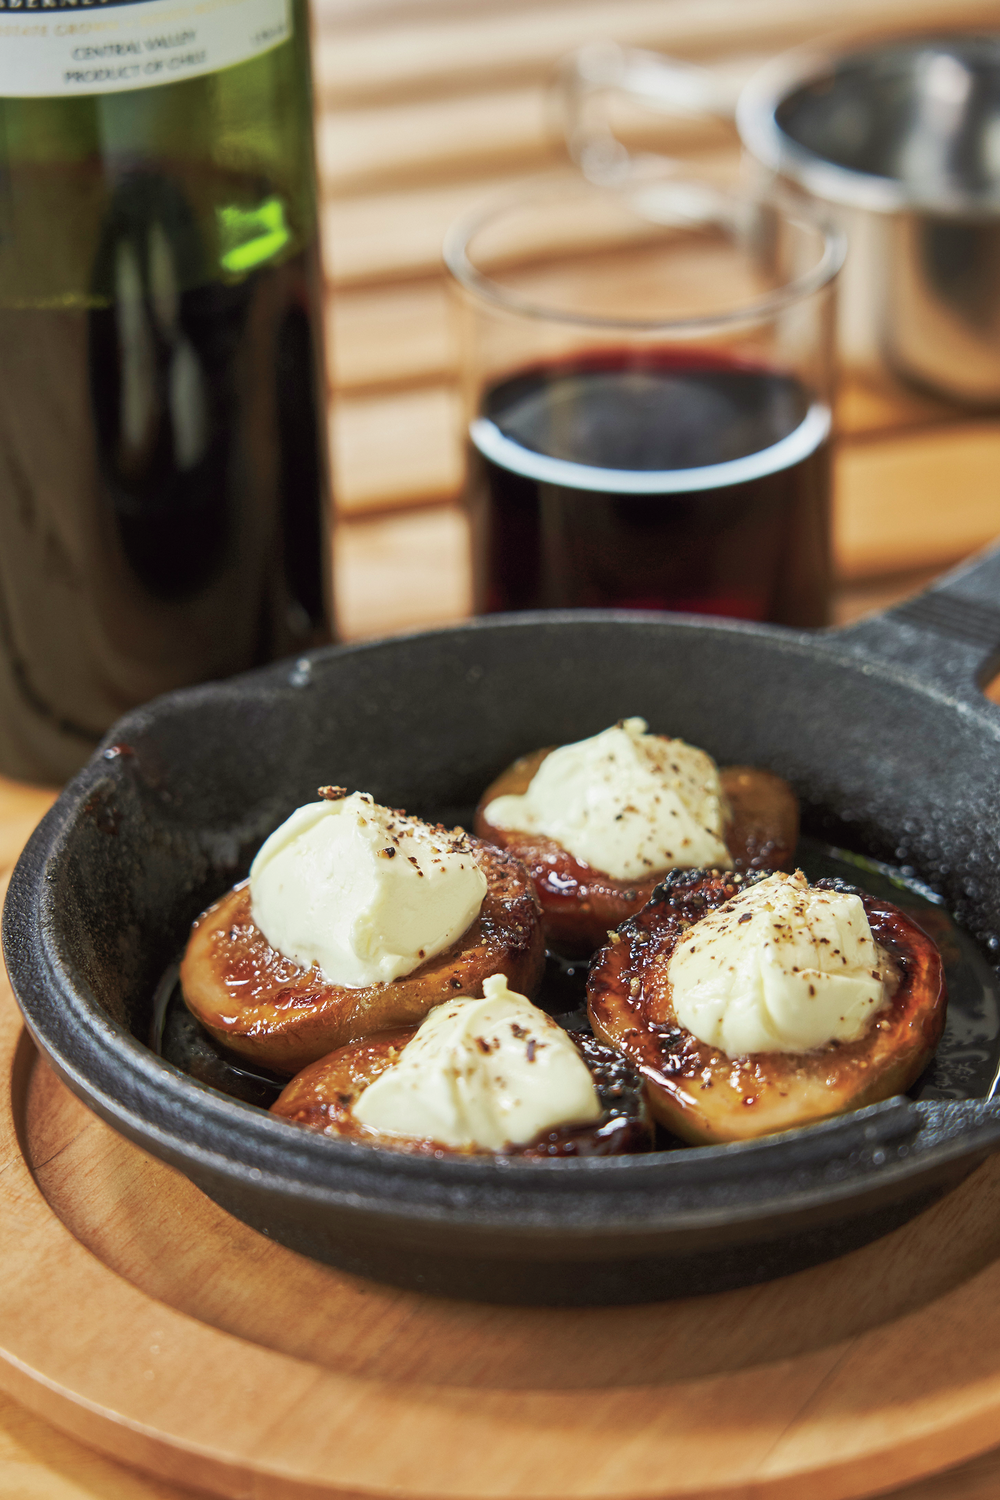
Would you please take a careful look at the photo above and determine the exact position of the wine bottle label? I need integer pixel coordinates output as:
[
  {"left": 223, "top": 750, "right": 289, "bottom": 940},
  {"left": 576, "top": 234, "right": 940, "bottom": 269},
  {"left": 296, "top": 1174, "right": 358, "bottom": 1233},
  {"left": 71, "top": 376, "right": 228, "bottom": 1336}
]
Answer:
[{"left": 0, "top": 0, "right": 291, "bottom": 95}]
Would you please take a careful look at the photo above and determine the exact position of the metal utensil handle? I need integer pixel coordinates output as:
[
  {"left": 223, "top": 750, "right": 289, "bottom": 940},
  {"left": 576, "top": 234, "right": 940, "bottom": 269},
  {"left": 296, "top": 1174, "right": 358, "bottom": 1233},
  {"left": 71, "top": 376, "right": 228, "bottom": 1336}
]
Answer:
[
  {"left": 838, "top": 541, "right": 1000, "bottom": 710},
  {"left": 556, "top": 43, "right": 741, "bottom": 182}
]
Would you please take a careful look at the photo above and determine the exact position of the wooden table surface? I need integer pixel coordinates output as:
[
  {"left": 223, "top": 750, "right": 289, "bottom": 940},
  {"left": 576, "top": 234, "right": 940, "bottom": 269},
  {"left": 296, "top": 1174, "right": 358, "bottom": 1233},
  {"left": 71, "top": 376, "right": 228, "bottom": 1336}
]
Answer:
[{"left": 5, "top": 0, "right": 1000, "bottom": 1492}]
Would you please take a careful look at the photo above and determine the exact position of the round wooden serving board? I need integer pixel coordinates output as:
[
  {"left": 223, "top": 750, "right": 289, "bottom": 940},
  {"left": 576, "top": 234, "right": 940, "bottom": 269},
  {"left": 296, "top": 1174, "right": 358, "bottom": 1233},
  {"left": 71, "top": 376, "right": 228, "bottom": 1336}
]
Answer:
[{"left": 6, "top": 965, "right": 1000, "bottom": 1500}]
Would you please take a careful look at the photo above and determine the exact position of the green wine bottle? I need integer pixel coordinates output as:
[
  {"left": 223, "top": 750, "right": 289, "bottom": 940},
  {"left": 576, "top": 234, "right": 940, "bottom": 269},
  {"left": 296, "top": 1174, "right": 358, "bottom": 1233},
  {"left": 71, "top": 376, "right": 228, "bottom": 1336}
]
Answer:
[{"left": 0, "top": 0, "right": 333, "bottom": 782}]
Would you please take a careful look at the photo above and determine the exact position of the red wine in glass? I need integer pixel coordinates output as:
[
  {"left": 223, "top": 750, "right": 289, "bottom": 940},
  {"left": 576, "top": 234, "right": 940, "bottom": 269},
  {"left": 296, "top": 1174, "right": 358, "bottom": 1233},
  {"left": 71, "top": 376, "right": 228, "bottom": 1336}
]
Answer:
[{"left": 467, "top": 350, "right": 832, "bottom": 627}]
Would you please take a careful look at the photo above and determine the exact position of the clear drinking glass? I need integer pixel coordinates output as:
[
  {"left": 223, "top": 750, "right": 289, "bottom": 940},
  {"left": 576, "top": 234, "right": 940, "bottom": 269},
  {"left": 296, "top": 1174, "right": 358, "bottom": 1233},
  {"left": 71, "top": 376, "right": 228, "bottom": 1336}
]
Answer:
[{"left": 444, "top": 164, "right": 844, "bottom": 626}]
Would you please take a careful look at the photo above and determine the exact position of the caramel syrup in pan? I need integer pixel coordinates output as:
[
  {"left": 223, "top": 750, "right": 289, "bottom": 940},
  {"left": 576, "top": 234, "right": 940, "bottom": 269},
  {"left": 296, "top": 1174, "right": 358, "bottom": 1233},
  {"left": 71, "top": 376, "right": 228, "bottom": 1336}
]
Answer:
[{"left": 151, "top": 837, "right": 1000, "bottom": 1122}]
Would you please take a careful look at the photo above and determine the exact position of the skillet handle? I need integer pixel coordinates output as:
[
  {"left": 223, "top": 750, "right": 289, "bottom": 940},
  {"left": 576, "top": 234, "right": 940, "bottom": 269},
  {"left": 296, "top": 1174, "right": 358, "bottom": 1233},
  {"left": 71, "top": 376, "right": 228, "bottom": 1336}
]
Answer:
[{"left": 835, "top": 541, "right": 1000, "bottom": 706}]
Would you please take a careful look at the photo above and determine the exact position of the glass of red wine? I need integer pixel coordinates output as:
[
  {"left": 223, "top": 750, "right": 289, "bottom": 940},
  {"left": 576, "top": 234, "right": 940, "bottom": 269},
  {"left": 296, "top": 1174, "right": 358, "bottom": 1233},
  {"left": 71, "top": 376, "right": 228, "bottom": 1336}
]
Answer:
[{"left": 444, "top": 166, "right": 844, "bottom": 626}]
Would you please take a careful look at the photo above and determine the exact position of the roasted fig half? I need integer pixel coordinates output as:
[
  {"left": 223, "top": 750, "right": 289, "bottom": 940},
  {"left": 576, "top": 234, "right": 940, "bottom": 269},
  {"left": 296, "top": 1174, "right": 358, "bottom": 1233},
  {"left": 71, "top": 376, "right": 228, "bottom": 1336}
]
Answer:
[
  {"left": 587, "top": 868, "right": 947, "bottom": 1144},
  {"left": 180, "top": 840, "right": 544, "bottom": 1076},
  {"left": 475, "top": 743, "right": 798, "bottom": 957},
  {"left": 272, "top": 1026, "right": 653, "bottom": 1158}
]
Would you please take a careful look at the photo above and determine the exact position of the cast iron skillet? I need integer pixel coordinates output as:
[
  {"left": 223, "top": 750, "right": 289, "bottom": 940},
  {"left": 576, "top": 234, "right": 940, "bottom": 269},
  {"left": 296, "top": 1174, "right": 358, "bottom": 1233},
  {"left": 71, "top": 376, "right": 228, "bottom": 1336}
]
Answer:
[{"left": 6, "top": 548, "right": 1000, "bottom": 1307}]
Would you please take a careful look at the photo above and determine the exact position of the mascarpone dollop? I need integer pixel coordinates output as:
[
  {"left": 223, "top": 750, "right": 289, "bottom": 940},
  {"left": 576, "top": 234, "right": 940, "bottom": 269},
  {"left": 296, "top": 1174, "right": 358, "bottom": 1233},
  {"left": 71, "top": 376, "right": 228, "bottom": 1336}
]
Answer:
[
  {"left": 353, "top": 973, "right": 602, "bottom": 1149},
  {"left": 668, "top": 870, "right": 887, "bottom": 1056},
  {"left": 484, "top": 717, "right": 732, "bottom": 882},
  {"left": 249, "top": 790, "right": 487, "bottom": 990}
]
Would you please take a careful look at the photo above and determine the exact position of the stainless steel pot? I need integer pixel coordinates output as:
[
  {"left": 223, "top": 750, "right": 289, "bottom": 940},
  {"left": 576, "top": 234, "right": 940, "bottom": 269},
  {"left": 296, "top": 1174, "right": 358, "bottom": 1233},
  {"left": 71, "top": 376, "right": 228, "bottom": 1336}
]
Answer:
[{"left": 561, "top": 33, "right": 1000, "bottom": 405}]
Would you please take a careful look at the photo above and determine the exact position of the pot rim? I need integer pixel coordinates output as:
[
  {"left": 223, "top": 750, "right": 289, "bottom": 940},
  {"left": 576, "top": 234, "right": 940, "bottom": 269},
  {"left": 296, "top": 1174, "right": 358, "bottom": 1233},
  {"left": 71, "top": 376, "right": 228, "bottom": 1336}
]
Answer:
[{"left": 738, "top": 35, "right": 1000, "bottom": 218}]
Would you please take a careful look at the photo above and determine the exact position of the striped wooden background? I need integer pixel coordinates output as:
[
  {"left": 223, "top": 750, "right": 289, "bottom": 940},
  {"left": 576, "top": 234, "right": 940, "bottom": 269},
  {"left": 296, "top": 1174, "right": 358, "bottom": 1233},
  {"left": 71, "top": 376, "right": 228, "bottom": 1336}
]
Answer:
[{"left": 313, "top": 0, "right": 1000, "bottom": 640}]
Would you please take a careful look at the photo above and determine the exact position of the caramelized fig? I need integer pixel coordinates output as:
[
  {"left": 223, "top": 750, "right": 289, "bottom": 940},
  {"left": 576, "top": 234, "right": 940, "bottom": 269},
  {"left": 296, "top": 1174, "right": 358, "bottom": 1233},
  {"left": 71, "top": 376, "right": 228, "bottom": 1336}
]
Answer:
[
  {"left": 180, "top": 840, "right": 544, "bottom": 1076},
  {"left": 475, "top": 746, "right": 798, "bottom": 956},
  {"left": 272, "top": 1027, "right": 653, "bottom": 1157},
  {"left": 719, "top": 766, "right": 799, "bottom": 872},
  {"left": 587, "top": 869, "right": 947, "bottom": 1144}
]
